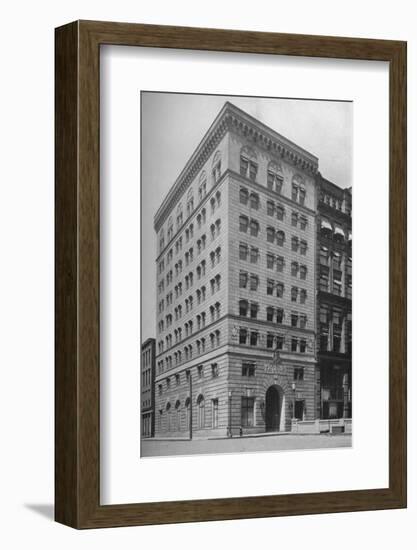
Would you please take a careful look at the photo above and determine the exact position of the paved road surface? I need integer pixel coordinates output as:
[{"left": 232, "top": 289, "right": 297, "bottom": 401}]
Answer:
[{"left": 141, "top": 433, "right": 351, "bottom": 457}]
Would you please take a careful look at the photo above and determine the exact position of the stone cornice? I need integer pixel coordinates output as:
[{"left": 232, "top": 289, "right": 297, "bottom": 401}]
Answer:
[{"left": 153, "top": 102, "right": 319, "bottom": 233}]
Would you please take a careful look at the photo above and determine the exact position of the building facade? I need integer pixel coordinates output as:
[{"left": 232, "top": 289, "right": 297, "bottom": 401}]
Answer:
[
  {"left": 152, "top": 102, "right": 323, "bottom": 438},
  {"left": 141, "top": 338, "right": 156, "bottom": 438},
  {"left": 316, "top": 176, "right": 352, "bottom": 423}
]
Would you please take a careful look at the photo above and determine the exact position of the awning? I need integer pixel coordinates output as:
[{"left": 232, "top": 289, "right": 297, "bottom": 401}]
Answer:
[
  {"left": 321, "top": 219, "right": 332, "bottom": 231},
  {"left": 334, "top": 226, "right": 345, "bottom": 237}
]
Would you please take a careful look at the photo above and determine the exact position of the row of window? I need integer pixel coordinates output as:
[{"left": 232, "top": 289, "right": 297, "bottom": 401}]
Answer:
[
  {"left": 239, "top": 242, "right": 309, "bottom": 276},
  {"left": 238, "top": 328, "right": 308, "bottom": 352},
  {"left": 158, "top": 237, "right": 221, "bottom": 297},
  {"left": 239, "top": 215, "right": 308, "bottom": 253},
  {"left": 158, "top": 249, "right": 222, "bottom": 318},
  {"left": 238, "top": 294, "right": 308, "bottom": 318},
  {"left": 240, "top": 187, "right": 309, "bottom": 229},
  {"left": 159, "top": 183, "right": 222, "bottom": 256},
  {"left": 157, "top": 302, "right": 222, "bottom": 356}
]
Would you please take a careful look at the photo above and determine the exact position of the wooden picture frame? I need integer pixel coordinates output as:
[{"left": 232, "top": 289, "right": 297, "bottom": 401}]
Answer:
[{"left": 55, "top": 20, "right": 407, "bottom": 528}]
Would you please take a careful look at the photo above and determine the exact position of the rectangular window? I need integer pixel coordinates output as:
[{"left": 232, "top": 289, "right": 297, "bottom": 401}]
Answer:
[
  {"left": 211, "top": 363, "right": 219, "bottom": 378},
  {"left": 250, "top": 302, "right": 259, "bottom": 319},
  {"left": 239, "top": 300, "right": 248, "bottom": 316},
  {"left": 299, "top": 339, "right": 307, "bottom": 353},
  {"left": 250, "top": 247, "right": 259, "bottom": 264},
  {"left": 266, "top": 307, "right": 274, "bottom": 322},
  {"left": 249, "top": 274, "right": 259, "bottom": 291},
  {"left": 276, "top": 282, "right": 284, "bottom": 298},
  {"left": 267, "top": 279, "right": 274, "bottom": 295},
  {"left": 291, "top": 338, "right": 298, "bottom": 352},
  {"left": 239, "top": 328, "right": 248, "bottom": 345},
  {"left": 294, "top": 367, "right": 304, "bottom": 380},
  {"left": 276, "top": 256, "right": 284, "bottom": 272},
  {"left": 239, "top": 243, "right": 248, "bottom": 261},
  {"left": 267, "top": 200, "right": 275, "bottom": 216},
  {"left": 240, "top": 157, "right": 249, "bottom": 176},
  {"left": 239, "top": 187, "right": 248, "bottom": 205},
  {"left": 241, "top": 397, "right": 254, "bottom": 427},
  {"left": 276, "top": 308, "right": 284, "bottom": 324},
  {"left": 239, "top": 271, "right": 248, "bottom": 288},
  {"left": 242, "top": 362, "right": 255, "bottom": 376},
  {"left": 249, "top": 193, "right": 259, "bottom": 209},
  {"left": 291, "top": 212, "right": 298, "bottom": 227},
  {"left": 291, "top": 313, "right": 298, "bottom": 327},
  {"left": 266, "top": 253, "right": 274, "bottom": 269},
  {"left": 249, "top": 219, "right": 259, "bottom": 237},
  {"left": 239, "top": 215, "right": 249, "bottom": 233},
  {"left": 267, "top": 333, "right": 274, "bottom": 349},
  {"left": 267, "top": 226, "right": 275, "bottom": 243},
  {"left": 250, "top": 331, "right": 258, "bottom": 346},
  {"left": 276, "top": 335, "right": 284, "bottom": 349},
  {"left": 276, "top": 205, "right": 285, "bottom": 221}
]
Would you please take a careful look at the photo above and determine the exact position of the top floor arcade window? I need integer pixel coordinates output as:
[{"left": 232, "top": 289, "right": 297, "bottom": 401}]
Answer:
[
  {"left": 267, "top": 161, "right": 283, "bottom": 194},
  {"left": 212, "top": 151, "right": 222, "bottom": 185},
  {"left": 240, "top": 146, "right": 258, "bottom": 181}
]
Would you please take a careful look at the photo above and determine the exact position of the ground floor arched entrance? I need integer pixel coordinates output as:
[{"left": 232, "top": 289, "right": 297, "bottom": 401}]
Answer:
[{"left": 265, "top": 385, "right": 284, "bottom": 432}]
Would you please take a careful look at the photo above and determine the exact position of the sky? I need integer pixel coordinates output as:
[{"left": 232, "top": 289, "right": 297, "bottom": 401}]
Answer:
[{"left": 141, "top": 92, "right": 353, "bottom": 342}]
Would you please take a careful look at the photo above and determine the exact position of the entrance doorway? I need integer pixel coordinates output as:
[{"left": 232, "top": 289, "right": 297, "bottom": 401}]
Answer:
[{"left": 265, "top": 385, "right": 282, "bottom": 432}]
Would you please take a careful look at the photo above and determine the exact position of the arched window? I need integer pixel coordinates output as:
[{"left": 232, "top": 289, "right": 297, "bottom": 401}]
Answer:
[
  {"left": 167, "top": 216, "right": 173, "bottom": 240},
  {"left": 292, "top": 174, "right": 305, "bottom": 203},
  {"left": 197, "top": 394, "right": 205, "bottom": 429},
  {"left": 186, "top": 188, "right": 194, "bottom": 216},
  {"left": 176, "top": 203, "right": 183, "bottom": 229},
  {"left": 267, "top": 161, "right": 283, "bottom": 194},
  {"left": 198, "top": 171, "right": 207, "bottom": 201},
  {"left": 212, "top": 151, "right": 221, "bottom": 184},
  {"left": 159, "top": 228, "right": 165, "bottom": 252},
  {"left": 240, "top": 146, "right": 258, "bottom": 181}
]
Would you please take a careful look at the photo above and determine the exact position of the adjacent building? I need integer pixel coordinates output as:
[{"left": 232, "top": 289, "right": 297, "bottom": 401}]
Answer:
[
  {"left": 141, "top": 338, "right": 156, "bottom": 438},
  {"left": 152, "top": 102, "right": 324, "bottom": 438},
  {"left": 316, "top": 176, "right": 352, "bottom": 423}
]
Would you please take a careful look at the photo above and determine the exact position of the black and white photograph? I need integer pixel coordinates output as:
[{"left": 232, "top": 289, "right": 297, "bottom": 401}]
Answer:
[{"left": 140, "top": 92, "right": 352, "bottom": 458}]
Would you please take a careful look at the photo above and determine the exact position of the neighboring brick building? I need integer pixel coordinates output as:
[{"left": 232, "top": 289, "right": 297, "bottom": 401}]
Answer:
[
  {"left": 316, "top": 176, "right": 352, "bottom": 423},
  {"left": 141, "top": 338, "right": 156, "bottom": 437},
  {"left": 152, "top": 102, "right": 322, "bottom": 438}
]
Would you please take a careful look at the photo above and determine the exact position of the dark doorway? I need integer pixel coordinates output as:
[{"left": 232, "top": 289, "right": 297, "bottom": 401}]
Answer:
[{"left": 265, "top": 385, "right": 281, "bottom": 432}]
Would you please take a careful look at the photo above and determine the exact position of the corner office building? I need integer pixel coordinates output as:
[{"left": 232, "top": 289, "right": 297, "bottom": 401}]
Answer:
[{"left": 151, "top": 101, "right": 330, "bottom": 439}]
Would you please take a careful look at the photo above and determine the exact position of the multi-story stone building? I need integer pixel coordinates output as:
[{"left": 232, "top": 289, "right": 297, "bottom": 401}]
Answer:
[
  {"left": 153, "top": 102, "right": 321, "bottom": 438},
  {"left": 316, "top": 176, "right": 352, "bottom": 424},
  {"left": 141, "top": 338, "right": 156, "bottom": 437}
]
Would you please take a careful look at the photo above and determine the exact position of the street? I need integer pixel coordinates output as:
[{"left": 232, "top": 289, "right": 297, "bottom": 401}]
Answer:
[{"left": 141, "top": 433, "right": 351, "bottom": 457}]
